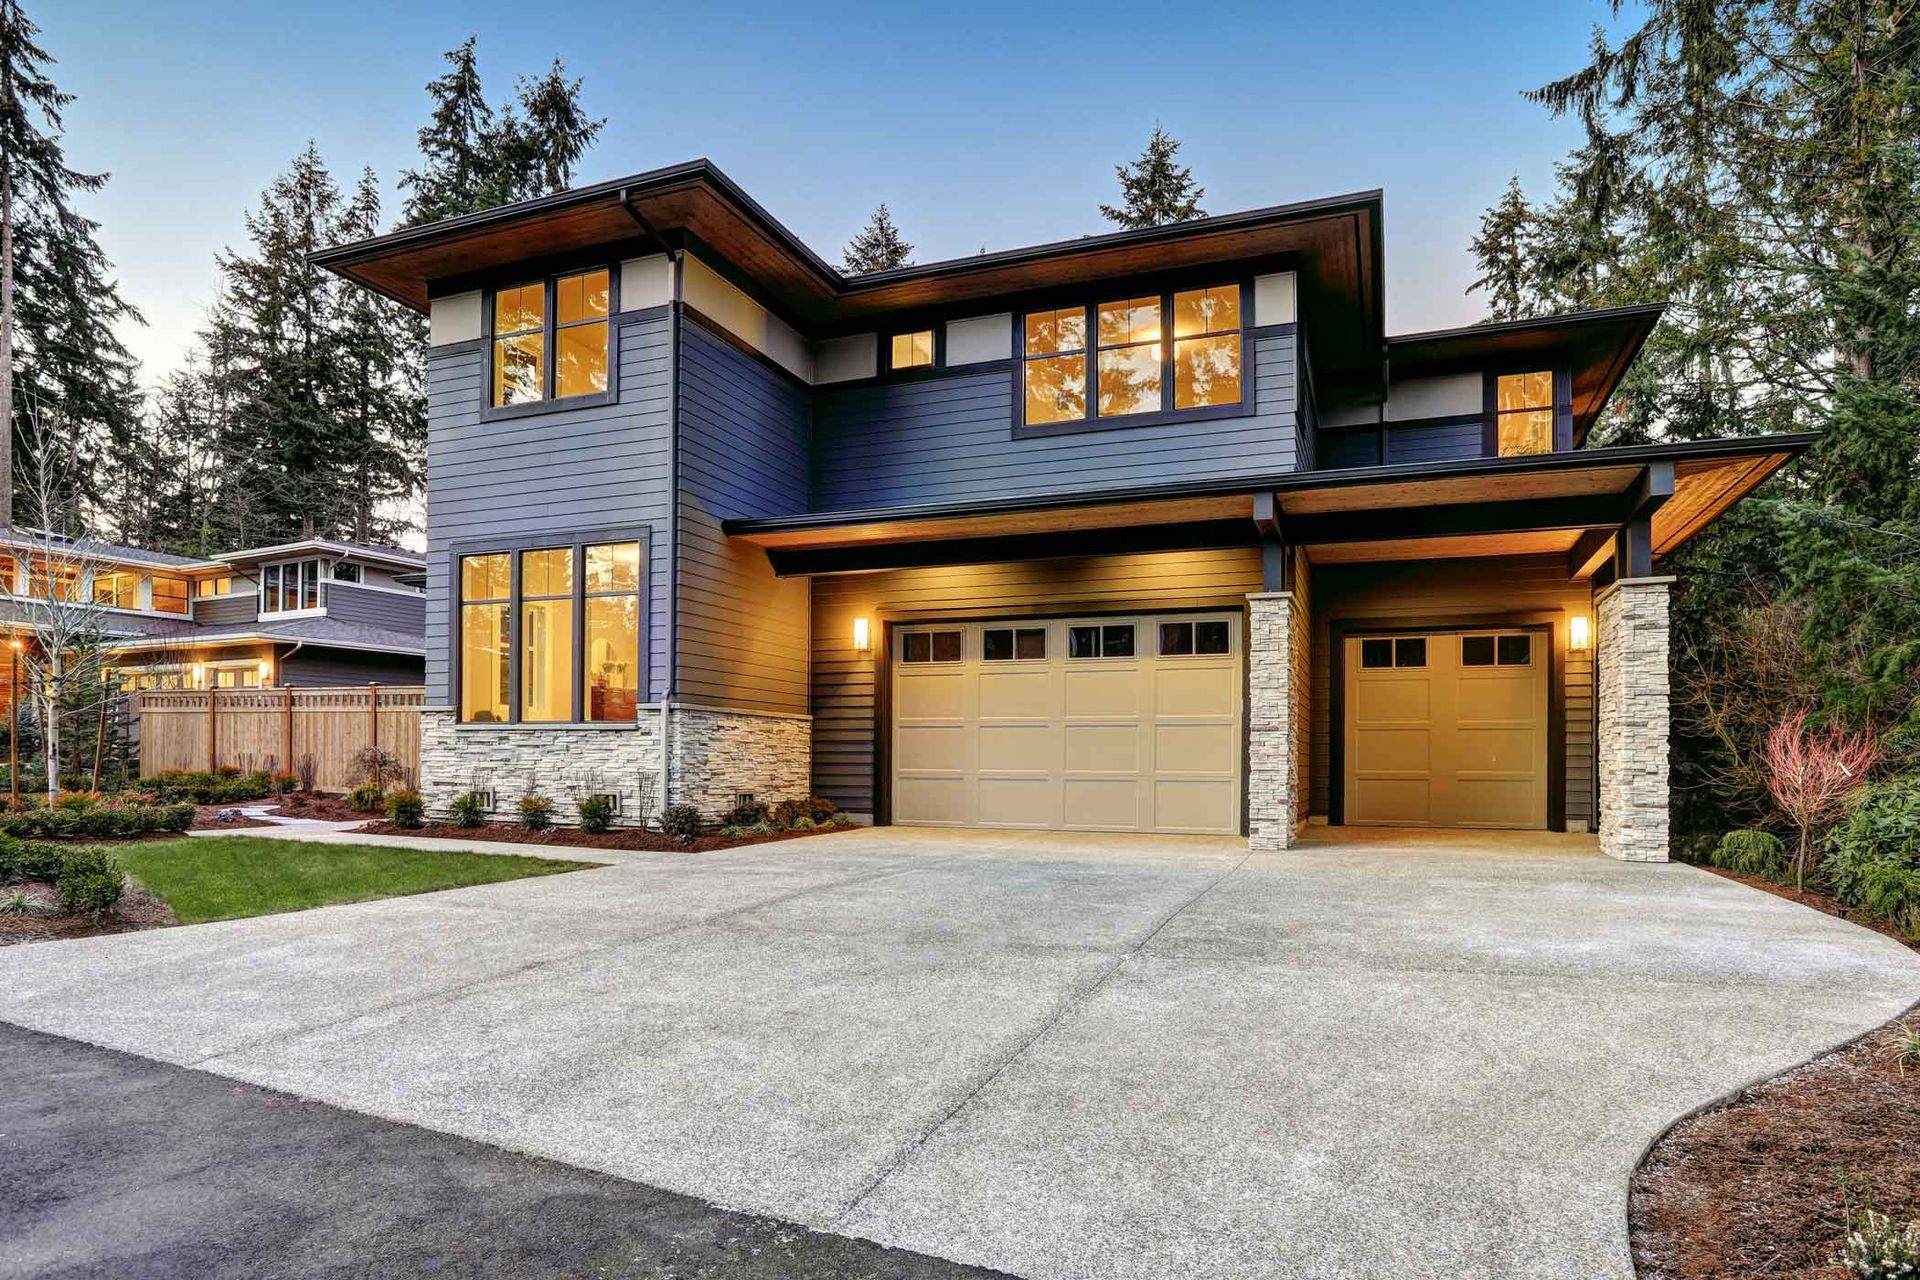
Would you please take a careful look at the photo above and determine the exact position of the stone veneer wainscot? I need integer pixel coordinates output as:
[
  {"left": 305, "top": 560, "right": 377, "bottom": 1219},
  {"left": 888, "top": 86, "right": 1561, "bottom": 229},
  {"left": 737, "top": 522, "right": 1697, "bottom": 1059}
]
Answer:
[{"left": 1596, "top": 576, "right": 1672, "bottom": 862}]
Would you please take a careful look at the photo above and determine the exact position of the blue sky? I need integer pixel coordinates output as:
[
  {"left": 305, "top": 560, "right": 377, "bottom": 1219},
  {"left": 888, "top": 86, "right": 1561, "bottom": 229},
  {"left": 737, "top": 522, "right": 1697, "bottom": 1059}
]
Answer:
[{"left": 48, "top": 0, "right": 1631, "bottom": 384}]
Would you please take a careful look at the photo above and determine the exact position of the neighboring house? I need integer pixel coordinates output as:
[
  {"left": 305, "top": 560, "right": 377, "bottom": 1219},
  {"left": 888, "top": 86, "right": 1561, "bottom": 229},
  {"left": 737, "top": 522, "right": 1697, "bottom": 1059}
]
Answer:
[
  {"left": 0, "top": 533, "right": 426, "bottom": 692},
  {"left": 315, "top": 159, "right": 1807, "bottom": 860}
]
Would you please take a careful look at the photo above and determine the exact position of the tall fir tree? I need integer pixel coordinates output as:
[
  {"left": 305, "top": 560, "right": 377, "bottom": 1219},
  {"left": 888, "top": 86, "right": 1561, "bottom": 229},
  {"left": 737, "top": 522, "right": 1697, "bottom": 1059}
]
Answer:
[
  {"left": 1099, "top": 124, "right": 1205, "bottom": 229},
  {"left": 1467, "top": 176, "right": 1535, "bottom": 323},
  {"left": 399, "top": 38, "right": 603, "bottom": 227},
  {"left": 842, "top": 204, "right": 913, "bottom": 274},
  {"left": 0, "top": 0, "right": 141, "bottom": 528}
]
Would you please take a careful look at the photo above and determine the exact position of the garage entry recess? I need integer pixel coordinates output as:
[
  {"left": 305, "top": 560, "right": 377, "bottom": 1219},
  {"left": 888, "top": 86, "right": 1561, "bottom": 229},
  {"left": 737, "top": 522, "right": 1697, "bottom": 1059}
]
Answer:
[
  {"left": 891, "top": 613, "right": 1242, "bottom": 834},
  {"left": 1343, "top": 628, "right": 1549, "bottom": 829}
]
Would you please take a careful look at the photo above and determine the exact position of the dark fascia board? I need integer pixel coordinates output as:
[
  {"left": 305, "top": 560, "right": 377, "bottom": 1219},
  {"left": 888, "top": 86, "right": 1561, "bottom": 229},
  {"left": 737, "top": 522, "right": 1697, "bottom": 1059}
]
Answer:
[
  {"left": 721, "top": 432, "right": 1817, "bottom": 538},
  {"left": 1384, "top": 302, "right": 1667, "bottom": 351}
]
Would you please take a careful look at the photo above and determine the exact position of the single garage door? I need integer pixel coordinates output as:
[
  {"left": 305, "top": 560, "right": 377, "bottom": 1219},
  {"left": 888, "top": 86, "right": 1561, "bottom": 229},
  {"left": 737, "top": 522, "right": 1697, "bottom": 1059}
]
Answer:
[
  {"left": 1343, "top": 629, "right": 1548, "bottom": 829},
  {"left": 892, "top": 613, "right": 1242, "bottom": 834}
]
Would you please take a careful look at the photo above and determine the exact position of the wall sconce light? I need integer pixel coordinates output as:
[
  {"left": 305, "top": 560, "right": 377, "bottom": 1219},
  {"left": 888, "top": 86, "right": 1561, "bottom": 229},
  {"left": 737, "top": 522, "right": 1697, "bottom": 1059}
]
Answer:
[
  {"left": 259, "top": 660, "right": 274, "bottom": 685},
  {"left": 190, "top": 662, "right": 206, "bottom": 688},
  {"left": 852, "top": 616, "right": 872, "bottom": 655},
  {"left": 1569, "top": 615, "right": 1591, "bottom": 652}
]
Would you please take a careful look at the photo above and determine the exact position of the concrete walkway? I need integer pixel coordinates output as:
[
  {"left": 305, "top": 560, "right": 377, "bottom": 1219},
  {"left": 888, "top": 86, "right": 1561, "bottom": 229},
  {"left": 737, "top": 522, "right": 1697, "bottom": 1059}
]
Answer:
[{"left": 1, "top": 826, "right": 1916, "bottom": 1279}]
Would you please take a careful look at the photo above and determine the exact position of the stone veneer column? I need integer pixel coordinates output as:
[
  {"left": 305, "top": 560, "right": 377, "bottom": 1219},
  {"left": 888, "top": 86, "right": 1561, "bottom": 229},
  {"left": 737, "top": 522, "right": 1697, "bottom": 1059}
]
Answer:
[
  {"left": 1596, "top": 576, "right": 1673, "bottom": 862},
  {"left": 1247, "top": 591, "right": 1301, "bottom": 852}
]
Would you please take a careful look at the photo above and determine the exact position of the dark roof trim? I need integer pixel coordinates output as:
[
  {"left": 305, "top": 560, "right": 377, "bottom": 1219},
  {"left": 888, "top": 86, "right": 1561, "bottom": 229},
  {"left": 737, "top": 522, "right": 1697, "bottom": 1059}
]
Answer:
[
  {"left": 1385, "top": 302, "right": 1666, "bottom": 349},
  {"left": 722, "top": 433, "right": 1816, "bottom": 537}
]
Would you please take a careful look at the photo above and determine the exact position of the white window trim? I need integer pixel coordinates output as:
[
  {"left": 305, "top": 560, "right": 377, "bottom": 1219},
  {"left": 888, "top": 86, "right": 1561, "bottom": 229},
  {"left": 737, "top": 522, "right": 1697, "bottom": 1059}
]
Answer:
[{"left": 259, "top": 558, "right": 328, "bottom": 617}]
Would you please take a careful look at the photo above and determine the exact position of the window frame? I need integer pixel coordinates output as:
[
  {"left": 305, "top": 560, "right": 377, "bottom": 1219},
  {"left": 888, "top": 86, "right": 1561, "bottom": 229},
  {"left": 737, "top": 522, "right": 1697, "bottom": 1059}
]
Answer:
[
  {"left": 450, "top": 527, "right": 650, "bottom": 728},
  {"left": 1482, "top": 366, "right": 1571, "bottom": 457},
  {"left": 149, "top": 575, "right": 190, "bottom": 616},
  {"left": 259, "top": 558, "right": 326, "bottom": 617},
  {"left": 1013, "top": 277, "right": 1253, "bottom": 439},
  {"left": 882, "top": 325, "right": 944, "bottom": 380},
  {"left": 480, "top": 265, "right": 621, "bottom": 422}
]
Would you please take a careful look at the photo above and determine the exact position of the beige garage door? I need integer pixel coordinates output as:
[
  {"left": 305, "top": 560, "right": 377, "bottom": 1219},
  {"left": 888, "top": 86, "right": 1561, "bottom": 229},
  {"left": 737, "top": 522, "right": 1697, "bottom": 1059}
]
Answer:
[
  {"left": 1343, "top": 630, "right": 1548, "bottom": 829},
  {"left": 892, "top": 614, "right": 1242, "bottom": 834}
]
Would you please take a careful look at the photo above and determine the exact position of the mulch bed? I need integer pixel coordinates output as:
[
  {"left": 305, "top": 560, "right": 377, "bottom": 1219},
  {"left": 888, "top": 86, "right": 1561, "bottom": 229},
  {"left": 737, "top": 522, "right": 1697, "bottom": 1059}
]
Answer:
[
  {"left": 1631, "top": 866, "right": 1920, "bottom": 1277},
  {"left": 358, "top": 820, "right": 849, "bottom": 853},
  {"left": 0, "top": 882, "right": 176, "bottom": 946},
  {"left": 191, "top": 804, "right": 277, "bottom": 832},
  {"left": 264, "top": 793, "right": 367, "bottom": 823}
]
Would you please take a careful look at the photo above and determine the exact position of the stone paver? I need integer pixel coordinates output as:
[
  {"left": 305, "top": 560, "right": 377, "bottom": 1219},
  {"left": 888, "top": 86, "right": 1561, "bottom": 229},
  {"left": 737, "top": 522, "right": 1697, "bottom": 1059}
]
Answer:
[{"left": 1, "top": 824, "right": 1915, "bottom": 1279}]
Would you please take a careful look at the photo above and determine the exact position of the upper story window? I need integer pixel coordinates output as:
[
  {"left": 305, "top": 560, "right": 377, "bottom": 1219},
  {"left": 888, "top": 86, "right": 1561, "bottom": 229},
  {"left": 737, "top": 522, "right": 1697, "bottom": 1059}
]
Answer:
[
  {"left": 150, "top": 576, "right": 189, "bottom": 615},
  {"left": 331, "top": 562, "right": 362, "bottom": 584},
  {"left": 1495, "top": 371, "right": 1554, "bottom": 456},
  {"left": 197, "top": 575, "right": 234, "bottom": 598},
  {"left": 489, "top": 267, "right": 611, "bottom": 409},
  {"left": 261, "top": 559, "right": 323, "bottom": 614},
  {"left": 29, "top": 560, "right": 78, "bottom": 602},
  {"left": 889, "top": 330, "right": 935, "bottom": 372},
  {"left": 1020, "top": 283, "right": 1244, "bottom": 433},
  {"left": 93, "top": 571, "right": 139, "bottom": 610}
]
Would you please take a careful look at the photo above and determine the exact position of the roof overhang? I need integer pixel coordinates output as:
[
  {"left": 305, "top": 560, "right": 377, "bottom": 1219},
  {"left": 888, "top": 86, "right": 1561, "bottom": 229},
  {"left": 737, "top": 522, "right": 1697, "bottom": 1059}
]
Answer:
[
  {"left": 312, "top": 159, "right": 1387, "bottom": 391},
  {"left": 215, "top": 539, "right": 425, "bottom": 571},
  {"left": 1383, "top": 304, "right": 1664, "bottom": 443},
  {"left": 727, "top": 435, "right": 1813, "bottom": 576},
  {"left": 102, "top": 631, "right": 426, "bottom": 657}
]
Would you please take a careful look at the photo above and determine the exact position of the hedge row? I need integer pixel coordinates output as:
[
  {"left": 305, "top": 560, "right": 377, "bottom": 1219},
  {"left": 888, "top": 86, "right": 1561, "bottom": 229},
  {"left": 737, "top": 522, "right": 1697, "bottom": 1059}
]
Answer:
[{"left": 0, "top": 802, "right": 195, "bottom": 840}]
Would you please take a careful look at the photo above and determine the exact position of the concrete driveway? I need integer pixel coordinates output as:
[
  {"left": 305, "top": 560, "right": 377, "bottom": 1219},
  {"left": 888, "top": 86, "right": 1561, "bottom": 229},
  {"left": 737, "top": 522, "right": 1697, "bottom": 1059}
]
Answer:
[{"left": 1, "top": 826, "right": 1916, "bottom": 1279}]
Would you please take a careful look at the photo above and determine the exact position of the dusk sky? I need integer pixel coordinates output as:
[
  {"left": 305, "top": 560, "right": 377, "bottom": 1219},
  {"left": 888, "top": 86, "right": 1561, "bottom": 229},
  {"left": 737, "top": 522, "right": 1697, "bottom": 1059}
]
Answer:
[{"left": 49, "top": 0, "right": 1634, "bottom": 385}]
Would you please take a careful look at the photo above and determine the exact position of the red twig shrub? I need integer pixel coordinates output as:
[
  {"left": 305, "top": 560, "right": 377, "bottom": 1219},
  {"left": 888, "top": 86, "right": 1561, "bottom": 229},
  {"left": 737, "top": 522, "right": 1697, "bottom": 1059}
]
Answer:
[{"left": 1764, "top": 708, "right": 1880, "bottom": 890}]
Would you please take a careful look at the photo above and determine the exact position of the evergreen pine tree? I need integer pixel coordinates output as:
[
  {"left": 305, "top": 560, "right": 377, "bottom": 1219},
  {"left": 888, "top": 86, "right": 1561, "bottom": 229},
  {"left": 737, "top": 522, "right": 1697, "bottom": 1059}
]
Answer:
[
  {"left": 842, "top": 204, "right": 913, "bottom": 274},
  {"left": 1099, "top": 124, "right": 1205, "bottom": 229},
  {"left": 1468, "top": 177, "right": 1537, "bottom": 322},
  {"left": 0, "top": 0, "right": 141, "bottom": 526}
]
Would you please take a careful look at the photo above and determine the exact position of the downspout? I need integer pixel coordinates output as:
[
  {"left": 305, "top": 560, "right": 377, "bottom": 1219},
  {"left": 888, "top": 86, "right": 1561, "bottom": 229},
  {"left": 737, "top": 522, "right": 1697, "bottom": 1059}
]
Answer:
[{"left": 620, "top": 191, "right": 682, "bottom": 820}]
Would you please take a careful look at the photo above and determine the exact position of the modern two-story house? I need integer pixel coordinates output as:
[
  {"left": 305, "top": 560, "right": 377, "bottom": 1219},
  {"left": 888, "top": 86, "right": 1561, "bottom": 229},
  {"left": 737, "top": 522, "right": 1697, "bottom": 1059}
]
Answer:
[
  {"left": 0, "top": 532, "right": 426, "bottom": 692},
  {"left": 316, "top": 160, "right": 1808, "bottom": 860}
]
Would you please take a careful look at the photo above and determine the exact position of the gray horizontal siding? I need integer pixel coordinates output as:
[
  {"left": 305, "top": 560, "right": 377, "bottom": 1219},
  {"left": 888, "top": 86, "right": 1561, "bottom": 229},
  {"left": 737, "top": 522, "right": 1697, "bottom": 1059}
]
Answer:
[
  {"left": 810, "top": 330, "right": 1299, "bottom": 509},
  {"left": 1318, "top": 429, "right": 1380, "bottom": 469},
  {"left": 675, "top": 317, "right": 811, "bottom": 715},
  {"left": 192, "top": 593, "right": 258, "bottom": 627},
  {"left": 1387, "top": 419, "right": 1482, "bottom": 464},
  {"left": 325, "top": 583, "right": 426, "bottom": 634},
  {"left": 280, "top": 646, "right": 426, "bottom": 689},
  {"left": 423, "top": 309, "right": 672, "bottom": 707}
]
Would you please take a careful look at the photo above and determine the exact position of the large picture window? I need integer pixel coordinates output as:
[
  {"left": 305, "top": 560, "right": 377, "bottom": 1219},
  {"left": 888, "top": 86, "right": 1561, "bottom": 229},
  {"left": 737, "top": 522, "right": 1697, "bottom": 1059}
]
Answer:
[
  {"left": 1020, "top": 283, "right": 1244, "bottom": 432},
  {"left": 261, "top": 559, "right": 323, "bottom": 615},
  {"left": 489, "top": 267, "right": 612, "bottom": 409},
  {"left": 457, "top": 537, "right": 644, "bottom": 725}
]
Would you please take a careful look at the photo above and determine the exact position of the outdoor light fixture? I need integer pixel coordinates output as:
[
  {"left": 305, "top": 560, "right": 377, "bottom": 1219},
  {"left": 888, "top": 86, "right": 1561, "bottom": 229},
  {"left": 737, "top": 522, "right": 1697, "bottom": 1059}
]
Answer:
[
  {"left": 258, "top": 660, "right": 273, "bottom": 685},
  {"left": 190, "top": 662, "right": 206, "bottom": 688},
  {"left": 1569, "top": 615, "right": 1591, "bottom": 652},
  {"left": 852, "top": 616, "right": 871, "bottom": 655}
]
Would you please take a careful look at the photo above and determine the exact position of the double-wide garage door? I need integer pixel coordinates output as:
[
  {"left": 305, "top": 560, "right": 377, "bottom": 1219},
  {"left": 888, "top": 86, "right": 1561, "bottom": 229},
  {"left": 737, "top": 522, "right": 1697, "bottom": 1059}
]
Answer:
[
  {"left": 892, "top": 614, "right": 1242, "bottom": 834},
  {"left": 1343, "top": 629, "right": 1548, "bottom": 829}
]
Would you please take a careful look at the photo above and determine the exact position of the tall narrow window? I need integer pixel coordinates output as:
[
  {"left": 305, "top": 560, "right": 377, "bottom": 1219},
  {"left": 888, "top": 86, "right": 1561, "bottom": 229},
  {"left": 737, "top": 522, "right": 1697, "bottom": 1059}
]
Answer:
[
  {"left": 1173, "top": 286, "right": 1242, "bottom": 408},
  {"left": 460, "top": 553, "right": 511, "bottom": 723},
  {"left": 584, "top": 541, "right": 642, "bottom": 722},
  {"left": 518, "top": 547, "right": 574, "bottom": 722},
  {"left": 554, "top": 269, "right": 610, "bottom": 399},
  {"left": 1495, "top": 371, "right": 1554, "bottom": 456},
  {"left": 1022, "top": 307, "right": 1087, "bottom": 425},
  {"left": 1096, "top": 296, "right": 1162, "bottom": 418},
  {"left": 491, "top": 281, "right": 546, "bottom": 407}
]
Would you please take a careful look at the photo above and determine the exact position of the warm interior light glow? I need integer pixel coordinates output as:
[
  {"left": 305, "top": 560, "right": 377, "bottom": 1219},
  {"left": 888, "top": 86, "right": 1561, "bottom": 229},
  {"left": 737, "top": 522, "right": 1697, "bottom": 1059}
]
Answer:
[
  {"left": 259, "top": 660, "right": 274, "bottom": 685},
  {"left": 1569, "top": 615, "right": 1591, "bottom": 651},
  {"left": 5, "top": 637, "right": 20, "bottom": 652},
  {"left": 852, "top": 616, "right": 871, "bottom": 654},
  {"left": 190, "top": 662, "right": 206, "bottom": 688}
]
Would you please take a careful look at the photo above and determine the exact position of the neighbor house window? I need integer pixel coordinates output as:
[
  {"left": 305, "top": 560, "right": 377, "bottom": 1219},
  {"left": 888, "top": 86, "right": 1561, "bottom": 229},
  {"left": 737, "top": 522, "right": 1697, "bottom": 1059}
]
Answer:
[
  {"left": 331, "top": 562, "right": 362, "bottom": 584},
  {"left": 260, "top": 560, "right": 323, "bottom": 614},
  {"left": 889, "top": 330, "right": 935, "bottom": 371},
  {"left": 1495, "top": 371, "right": 1555, "bottom": 456},
  {"left": 1021, "top": 284, "right": 1243, "bottom": 430},
  {"left": 29, "top": 561, "right": 77, "bottom": 601},
  {"left": 489, "top": 267, "right": 611, "bottom": 408},
  {"left": 196, "top": 575, "right": 234, "bottom": 598},
  {"left": 150, "top": 576, "right": 189, "bottom": 615},
  {"left": 92, "top": 571, "right": 139, "bottom": 610},
  {"left": 458, "top": 539, "right": 644, "bottom": 725},
  {"left": 0, "top": 554, "right": 14, "bottom": 593}
]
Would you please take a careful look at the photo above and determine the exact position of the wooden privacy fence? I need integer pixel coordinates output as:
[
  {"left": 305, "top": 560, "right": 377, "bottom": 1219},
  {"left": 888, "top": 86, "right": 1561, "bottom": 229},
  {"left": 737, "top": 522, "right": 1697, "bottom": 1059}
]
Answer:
[{"left": 137, "top": 685, "right": 424, "bottom": 792}]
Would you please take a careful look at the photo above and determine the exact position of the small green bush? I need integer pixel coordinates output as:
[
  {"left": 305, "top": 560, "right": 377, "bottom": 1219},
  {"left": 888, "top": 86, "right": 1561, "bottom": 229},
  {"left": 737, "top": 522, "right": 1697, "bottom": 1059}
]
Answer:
[
  {"left": 19, "top": 842, "right": 65, "bottom": 883},
  {"left": 53, "top": 791, "right": 102, "bottom": 812},
  {"left": 146, "top": 769, "right": 272, "bottom": 805},
  {"left": 723, "top": 797, "right": 770, "bottom": 828},
  {"left": 345, "top": 783, "right": 386, "bottom": 814},
  {"left": 0, "top": 834, "right": 19, "bottom": 882},
  {"left": 518, "top": 793, "right": 556, "bottom": 832},
  {"left": 54, "top": 846, "right": 123, "bottom": 918},
  {"left": 385, "top": 788, "right": 425, "bottom": 829},
  {"left": 1711, "top": 829, "right": 1790, "bottom": 880},
  {"left": 771, "top": 795, "right": 840, "bottom": 828},
  {"left": 1825, "top": 774, "right": 1920, "bottom": 926},
  {"left": 448, "top": 791, "right": 488, "bottom": 828},
  {"left": 270, "top": 771, "right": 299, "bottom": 795},
  {"left": 1838, "top": 1206, "right": 1920, "bottom": 1278},
  {"left": 577, "top": 794, "right": 616, "bottom": 834},
  {"left": 0, "top": 802, "right": 193, "bottom": 841},
  {"left": 659, "top": 804, "right": 702, "bottom": 843}
]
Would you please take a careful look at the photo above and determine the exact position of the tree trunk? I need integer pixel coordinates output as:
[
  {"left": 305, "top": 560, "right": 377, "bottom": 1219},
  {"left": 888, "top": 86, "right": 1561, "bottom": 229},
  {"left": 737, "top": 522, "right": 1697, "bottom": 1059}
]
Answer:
[
  {"left": 41, "top": 652, "right": 58, "bottom": 802},
  {"left": 1, "top": 150, "right": 14, "bottom": 530}
]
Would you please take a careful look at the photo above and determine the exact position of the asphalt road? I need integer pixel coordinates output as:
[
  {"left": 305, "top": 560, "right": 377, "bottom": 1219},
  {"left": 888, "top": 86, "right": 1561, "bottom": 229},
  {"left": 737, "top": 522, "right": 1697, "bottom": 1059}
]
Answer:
[{"left": 0, "top": 1021, "right": 1012, "bottom": 1280}]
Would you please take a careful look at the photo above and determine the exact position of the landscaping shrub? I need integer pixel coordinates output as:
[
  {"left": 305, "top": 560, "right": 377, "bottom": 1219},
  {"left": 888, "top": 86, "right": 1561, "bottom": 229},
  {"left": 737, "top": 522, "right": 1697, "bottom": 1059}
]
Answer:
[
  {"left": 659, "top": 804, "right": 702, "bottom": 844},
  {"left": 518, "top": 793, "right": 556, "bottom": 832},
  {"left": 448, "top": 791, "right": 488, "bottom": 828},
  {"left": 146, "top": 769, "right": 272, "bottom": 805},
  {"left": 386, "top": 788, "right": 425, "bottom": 829},
  {"left": 771, "top": 795, "right": 840, "bottom": 828},
  {"left": 577, "top": 793, "right": 616, "bottom": 834},
  {"left": 19, "top": 842, "right": 65, "bottom": 883},
  {"left": 1824, "top": 774, "right": 1920, "bottom": 926},
  {"left": 214, "top": 765, "right": 242, "bottom": 780},
  {"left": 55, "top": 846, "right": 123, "bottom": 918},
  {"left": 1710, "top": 829, "right": 1790, "bottom": 880},
  {"left": 0, "top": 835, "right": 18, "bottom": 882},
  {"left": 345, "top": 783, "right": 386, "bottom": 814},
  {"left": 1838, "top": 1206, "right": 1920, "bottom": 1279},
  {"left": 0, "top": 801, "right": 194, "bottom": 841},
  {"left": 270, "top": 771, "right": 298, "bottom": 796},
  {"left": 296, "top": 754, "right": 318, "bottom": 793},
  {"left": 53, "top": 791, "right": 103, "bottom": 812},
  {"left": 723, "top": 797, "right": 770, "bottom": 828}
]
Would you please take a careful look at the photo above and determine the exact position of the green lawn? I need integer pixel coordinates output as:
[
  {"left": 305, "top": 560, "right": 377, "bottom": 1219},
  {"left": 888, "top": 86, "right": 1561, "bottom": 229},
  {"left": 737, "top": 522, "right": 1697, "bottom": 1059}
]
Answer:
[{"left": 115, "top": 838, "right": 597, "bottom": 925}]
